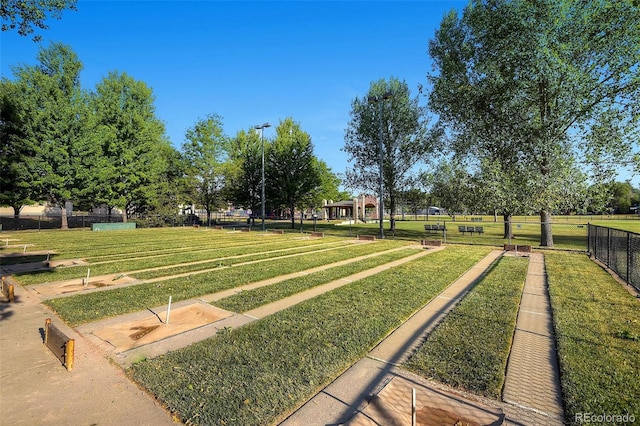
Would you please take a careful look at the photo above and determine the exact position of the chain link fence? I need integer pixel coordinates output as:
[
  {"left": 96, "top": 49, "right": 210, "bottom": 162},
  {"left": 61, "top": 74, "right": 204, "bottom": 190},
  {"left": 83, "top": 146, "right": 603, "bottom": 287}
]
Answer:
[{"left": 588, "top": 224, "right": 640, "bottom": 292}]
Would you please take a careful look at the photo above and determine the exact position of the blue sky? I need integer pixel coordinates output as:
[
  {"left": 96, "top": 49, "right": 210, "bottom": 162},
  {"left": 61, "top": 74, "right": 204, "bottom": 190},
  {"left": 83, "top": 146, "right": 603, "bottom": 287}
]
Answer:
[
  {"left": 2, "top": 0, "right": 637, "bottom": 186},
  {"left": 1, "top": 0, "right": 463, "bottom": 178}
]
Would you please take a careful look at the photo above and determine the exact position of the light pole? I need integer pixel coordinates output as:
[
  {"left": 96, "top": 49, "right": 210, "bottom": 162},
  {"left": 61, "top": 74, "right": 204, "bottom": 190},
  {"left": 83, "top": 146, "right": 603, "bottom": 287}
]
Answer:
[
  {"left": 368, "top": 91, "right": 393, "bottom": 239},
  {"left": 254, "top": 122, "right": 271, "bottom": 231}
]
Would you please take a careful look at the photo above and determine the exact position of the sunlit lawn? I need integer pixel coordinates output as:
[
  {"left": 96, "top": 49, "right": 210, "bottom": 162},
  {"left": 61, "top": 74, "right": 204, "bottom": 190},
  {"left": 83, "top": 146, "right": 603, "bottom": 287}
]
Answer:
[{"left": 546, "top": 251, "right": 640, "bottom": 422}]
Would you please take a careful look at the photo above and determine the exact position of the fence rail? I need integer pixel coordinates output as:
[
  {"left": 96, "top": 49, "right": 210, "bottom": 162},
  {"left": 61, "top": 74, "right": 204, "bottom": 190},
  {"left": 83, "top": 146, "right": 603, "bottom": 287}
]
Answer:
[{"left": 588, "top": 224, "right": 640, "bottom": 292}]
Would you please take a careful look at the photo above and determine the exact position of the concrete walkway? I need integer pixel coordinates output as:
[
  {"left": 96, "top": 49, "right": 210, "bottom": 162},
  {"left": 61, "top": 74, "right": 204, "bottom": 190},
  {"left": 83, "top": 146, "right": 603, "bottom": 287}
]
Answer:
[
  {"left": 501, "top": 252, "right": 564, "bottom": 425},
  {"left": 0, "top": 281, "right": 176, "bottom": 425}
]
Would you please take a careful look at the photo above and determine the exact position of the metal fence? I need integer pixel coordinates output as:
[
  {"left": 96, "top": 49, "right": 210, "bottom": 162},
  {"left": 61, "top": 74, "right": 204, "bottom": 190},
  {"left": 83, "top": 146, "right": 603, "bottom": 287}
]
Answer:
[{"left": 588, "top": 224, "right": 640, "bottom": 292}]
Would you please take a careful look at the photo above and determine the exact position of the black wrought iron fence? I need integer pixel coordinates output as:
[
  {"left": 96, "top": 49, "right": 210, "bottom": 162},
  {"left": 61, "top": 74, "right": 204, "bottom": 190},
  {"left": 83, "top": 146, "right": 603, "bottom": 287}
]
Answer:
[{"left": 588, "top": 224, "right": 640, "bottom": 292}]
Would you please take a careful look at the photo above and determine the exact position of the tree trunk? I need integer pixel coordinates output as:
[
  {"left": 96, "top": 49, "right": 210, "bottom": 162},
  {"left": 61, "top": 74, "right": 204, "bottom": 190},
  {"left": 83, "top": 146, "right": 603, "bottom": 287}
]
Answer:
[
  {"left": 60, "top": 204, "right": 69, "bottom": 230},
  {"left": 503, "top": 213, "right": 513, "bottom": 239},
  {"left": 12, "top": 205, "right": 21, "bottom": 230},
  {"left": 540, "top": 209, "right": 554, "bottom": 247},
  {"left": 122, "top": 208, "right": 128, "bottom": 223},
  {"left": 290, "top": 202, "right": 295, "bottom": 229},
  {"left": 389, "top": 195, "right": 396, "bottom": 233}
]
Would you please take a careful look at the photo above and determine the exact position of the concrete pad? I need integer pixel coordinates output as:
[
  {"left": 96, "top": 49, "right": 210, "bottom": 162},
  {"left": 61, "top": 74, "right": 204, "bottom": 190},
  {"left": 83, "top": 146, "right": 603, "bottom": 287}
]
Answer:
[
  {"left": 91, "top": 303, "right": 232, "bottom": 353},
  {"left": 348, "top": 376, "right": 504, "bottom": 426},
  {"left": 27, "top": 274, "right": 142, "bottom": 300},
  {"left": 47, "top": 258, "right": 88, "bottom": 268}
]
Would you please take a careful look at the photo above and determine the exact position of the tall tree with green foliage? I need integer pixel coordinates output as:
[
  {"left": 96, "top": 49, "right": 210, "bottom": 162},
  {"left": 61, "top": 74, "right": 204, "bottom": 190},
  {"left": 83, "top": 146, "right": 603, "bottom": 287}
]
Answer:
[
  {"left": 428, "top": 0, "right": 640, "bottom": 246},
  {"left": 344, "top": 77, "right": 441, "bottom": 233},
  {"left": 0, "top": 78, "right": 38, "bottom": 228},
  {"left": 181, "top": 114, "right": 228, "bottom": 225},
  {"left": 91, "top": 71, "right": 167, "bottom": 221},
  {"left": 400, "top": 187, "right": 430, "bottom": 220},
  {"left": 9, "top": 43, "right": 91, "bottom": 229},
  {"left": 224, "top": 128, "right": 263, "bottom": 214},
  {"left": 302, "top": 159, "right": 350, "bottom": 215},
  {"left": 1, "top": 0, "right": 77, "bottom": 41},
  {"left": 424, "top": 160, "right": 478, "bottom": 221},
  {"left": 267, "top": 118, "right": 321, "bottom": 228}
]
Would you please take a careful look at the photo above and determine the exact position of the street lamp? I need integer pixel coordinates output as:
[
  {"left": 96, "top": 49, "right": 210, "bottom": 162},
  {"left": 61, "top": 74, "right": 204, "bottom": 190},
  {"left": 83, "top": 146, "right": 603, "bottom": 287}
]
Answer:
[
  {"left": 254, "top": 122, "right": 271, "bottom": 231},
  {"left": 368, "top": 91, "right": 393, "bottom": 239}
]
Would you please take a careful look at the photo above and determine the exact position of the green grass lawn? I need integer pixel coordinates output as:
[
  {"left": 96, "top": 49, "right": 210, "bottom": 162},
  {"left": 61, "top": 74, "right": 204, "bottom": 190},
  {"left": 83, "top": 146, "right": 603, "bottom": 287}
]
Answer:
[
  {"left": 129, "top": 245, "right": 493, "bottom": 426},
  {"left": 44, "top": 240, "right": 413, "bottom": 326},
  {"left": 545, "top": 251, "right": 640, "bottom": 422},
  {"left": 404, "top": 255, "right": 528, "bottom": 398}
]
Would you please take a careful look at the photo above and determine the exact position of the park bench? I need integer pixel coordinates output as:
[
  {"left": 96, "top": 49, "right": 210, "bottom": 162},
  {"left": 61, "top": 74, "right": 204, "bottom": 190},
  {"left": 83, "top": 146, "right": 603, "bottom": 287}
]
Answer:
[
  {"left": 272, "top": 229, "right": 285, "bottom": 235},
  {"left": 310, "top": 232, "right": 324, "bottom": 237},
  {"left": 44, "top": 318, "right": 75, "bottom": 371},
  {"left": 424, "top": 224, "right": 446, "bottom": 235},
  {"left": 459, "top": 226, "right": 483, "bottom": 235},
  {"left": 358, "top": 235, "right": 376, "bottom": 241}
]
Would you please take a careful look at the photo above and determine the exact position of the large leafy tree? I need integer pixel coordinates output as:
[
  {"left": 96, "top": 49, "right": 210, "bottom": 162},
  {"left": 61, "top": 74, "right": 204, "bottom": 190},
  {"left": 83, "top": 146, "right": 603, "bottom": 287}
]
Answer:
[
  {"left": 399, "top": 187, "right": 430, "bottom": 220},
  {"left": 224, "top": 128, "right": 263, "bottom": 214},
  {"left": 0, "top": 78, "right": 38, "bottom": 228},
  {"left": 9, "top": 42, "right": 91, "bottom": 229},
  {"left": 305, "top": 159, "right": 350, "bottom": 212},
  {"left": 182, "top": 114, "right": 228, "bottom": 225},
  {"left": 344, "top": 77, "right": 441, "bottom": 233},
  {"left": 267, "top": 118, "right": 321, "bottom": 229},
  {"left": 428, "top": 0, "right": 640, "bottom": 246},
  {"left": 425, "top": 160, "right": 478, "bottom": 221},
  {"left": 91, "top": 71, "right": 167, "bottom": 221},
  {"left": 1, "top": 0, "right": 77, "bottom": 41}
]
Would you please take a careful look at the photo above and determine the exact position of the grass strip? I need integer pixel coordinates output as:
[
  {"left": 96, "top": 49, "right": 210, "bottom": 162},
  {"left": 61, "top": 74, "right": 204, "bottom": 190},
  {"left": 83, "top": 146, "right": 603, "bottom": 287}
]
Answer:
[
  {"left": 129, "top": 245, "right": 493, "bottom": 426},
  {"left": 45, "top": 241, "right": 410, "bottom": 326},
  {"left": 214, "top": 248, "right": 421, "bottom": 312},
  {"left": 545, "top": 251, "right": 640, "bottom": 422},
  {"left": 404, "top": 255, "right": 528, "bottom": 398}
]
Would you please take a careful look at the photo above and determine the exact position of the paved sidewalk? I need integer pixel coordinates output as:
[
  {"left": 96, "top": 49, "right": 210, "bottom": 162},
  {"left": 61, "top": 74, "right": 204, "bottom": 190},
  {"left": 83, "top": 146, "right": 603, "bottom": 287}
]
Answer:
[
  {"left": 502, "top": 252, "right": 564, "bottom": 425},
  {"left": 0, "top": 281, "right": 177, "bottom": 425}
]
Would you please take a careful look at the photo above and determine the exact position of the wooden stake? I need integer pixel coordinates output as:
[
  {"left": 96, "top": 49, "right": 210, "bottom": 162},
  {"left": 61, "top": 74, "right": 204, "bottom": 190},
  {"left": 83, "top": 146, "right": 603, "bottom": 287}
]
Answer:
[
  {"left": 65, "top": 339, "right": 75, "bottom": 371},
  {"left": 166, "top": 295, "right": 172, "bottom": 325},
  {"left": 44, "top": 318, "right": 52, "bottom": 345},
  {"left": 412, "top": 388, "right": 416, "bottom": 426}
]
